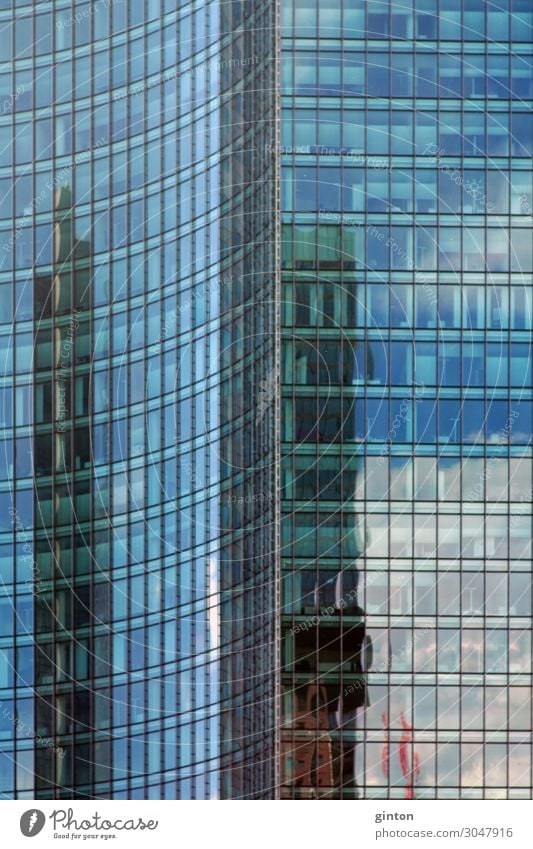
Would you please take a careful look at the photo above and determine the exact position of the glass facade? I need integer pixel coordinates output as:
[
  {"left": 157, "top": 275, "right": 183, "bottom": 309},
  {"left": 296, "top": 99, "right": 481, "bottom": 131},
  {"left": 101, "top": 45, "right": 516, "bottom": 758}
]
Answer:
[
  {"left": 1, "top": 0, "right": 532, "bottom": 802},
  {"left": 0, "top": 0, "right": 223, "bottom": 800},
  {"left": 280, "top": 0, "right": 533, "bottom": 798},
  {"left": 217, "top": 0, "right": 278, "bottom": 799},
  {"left": 0, "top": 0, "right": 277, "bottom": 800}
]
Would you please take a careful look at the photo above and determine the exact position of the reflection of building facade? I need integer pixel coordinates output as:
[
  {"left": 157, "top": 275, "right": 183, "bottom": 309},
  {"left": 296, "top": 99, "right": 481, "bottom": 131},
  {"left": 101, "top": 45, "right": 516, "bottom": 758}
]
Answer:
[
  {"left": 32, "top": 186, "right": 95, "bottom": 796},
  {"left": 279, "top": 0, "right": 533, "bottom": 800}
]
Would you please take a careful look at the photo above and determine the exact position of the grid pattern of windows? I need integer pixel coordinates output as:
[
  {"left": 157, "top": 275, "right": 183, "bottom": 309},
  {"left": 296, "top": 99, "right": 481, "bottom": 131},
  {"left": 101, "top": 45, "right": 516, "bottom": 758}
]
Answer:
[
  {"left": 280, "top": 0, "right": 533, "bottom": 799},
  {"left": 217, "top": 0, "right": 278, "bottom": 800},
  {"left": 0, "top": 0, "right": 224, "bottom": 800}
]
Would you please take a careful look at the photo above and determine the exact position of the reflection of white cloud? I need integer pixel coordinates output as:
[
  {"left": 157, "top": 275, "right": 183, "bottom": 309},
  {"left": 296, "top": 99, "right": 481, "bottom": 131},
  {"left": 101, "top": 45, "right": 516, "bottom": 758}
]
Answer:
[
  {"left": 509, "top": 748, "right": 531, "bottom": 787},
  {"left": 208, "top": 555, "right": 219, "bottom": 799},
  {"left": 463, "top": 427, "right": 484, "bottom": 442},
  {"left": 460, "top": 747, "right": 484, "bottom": 787},
  {"left": 510, "top": 429, "right": 532, "bottom": 445},
  {"left": 208, "top": 555, "right": 219, "bottom": 653}
]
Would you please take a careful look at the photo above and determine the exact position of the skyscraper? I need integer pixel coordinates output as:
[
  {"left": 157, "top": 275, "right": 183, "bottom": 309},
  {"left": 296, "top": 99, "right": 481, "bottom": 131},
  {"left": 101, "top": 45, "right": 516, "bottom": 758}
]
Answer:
[
  {"left": 0, "top": 0, "right": 277, "bottom": 800},
  {"left": 279, "top": 0, "right": 532, "bottom": 800},
  {"left": 0, "top": 0, "right": 532, "bottom": 801}
]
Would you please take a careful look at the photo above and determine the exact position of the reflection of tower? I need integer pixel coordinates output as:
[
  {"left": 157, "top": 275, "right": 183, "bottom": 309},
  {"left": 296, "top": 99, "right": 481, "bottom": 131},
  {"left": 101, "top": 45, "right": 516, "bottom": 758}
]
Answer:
[
  {"left": 33, "top": 185, "right": 97, "bottom": 796},
  {"left": 282, "top": 570, "right": 369, "bottom": 798},
  {"left": 284, "top": 684, "right": 334, "bottom": 795},
  {"left": 280, "top": 220, "right": 373, "bottom": 798}
]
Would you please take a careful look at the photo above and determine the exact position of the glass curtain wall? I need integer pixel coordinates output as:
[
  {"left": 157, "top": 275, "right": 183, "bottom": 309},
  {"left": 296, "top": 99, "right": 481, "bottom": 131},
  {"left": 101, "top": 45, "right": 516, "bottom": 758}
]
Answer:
[
  {"left": 218, "top": 0, "right": 279, "bottom": 800},
  {"left": 280, "top": 0, "right": 533, "bottom": 799},
  {"left": 0, "top": 0, "right": 223, "bottom": 800}
]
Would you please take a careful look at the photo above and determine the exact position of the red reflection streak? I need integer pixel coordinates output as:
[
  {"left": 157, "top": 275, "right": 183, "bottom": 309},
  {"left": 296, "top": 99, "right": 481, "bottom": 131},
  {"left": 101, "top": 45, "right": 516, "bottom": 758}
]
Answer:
[
  {"left": 381, "top": 712, "right": 390, "bottom": 778},
  {"left": 399, "top": 712, "right": 420, "bottom": 800},
  {"left": 381, "top": 712, "right": 420, "bottom": 799}
]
